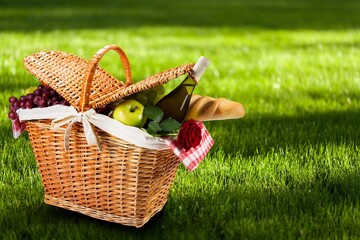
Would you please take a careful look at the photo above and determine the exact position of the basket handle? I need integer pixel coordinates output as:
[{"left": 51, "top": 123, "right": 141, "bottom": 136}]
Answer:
[{"left": 79, "top": 45, "right": 132, "bottom": 112}]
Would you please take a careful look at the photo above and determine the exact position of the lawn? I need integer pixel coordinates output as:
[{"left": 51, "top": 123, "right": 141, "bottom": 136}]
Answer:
[{"left": 1, "top": 0, "right": 360, "bottom": 239}]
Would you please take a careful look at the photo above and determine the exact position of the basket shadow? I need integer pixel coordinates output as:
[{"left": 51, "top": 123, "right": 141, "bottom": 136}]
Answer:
[
  {"left": 1, "top": 0, "right": 360, "bottom": 31},
  {"left": 1, "top": 170, "right": 359, "bottom": 238},
  {"left": 0, "top": 200, "right": 167, "bottom": 238},
  {"left": 209, "top": 109, "right": 360, "bottom": 157}
]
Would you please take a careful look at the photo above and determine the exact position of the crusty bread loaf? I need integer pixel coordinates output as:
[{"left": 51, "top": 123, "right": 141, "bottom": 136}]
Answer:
[{"left": 185, "top": 94, "right": 245, "bottom": 121}]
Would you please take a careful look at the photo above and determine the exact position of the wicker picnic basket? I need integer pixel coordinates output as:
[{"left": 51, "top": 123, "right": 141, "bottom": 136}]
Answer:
[{"left": 22, "top": 45, "right": 195, "bottom": 227}]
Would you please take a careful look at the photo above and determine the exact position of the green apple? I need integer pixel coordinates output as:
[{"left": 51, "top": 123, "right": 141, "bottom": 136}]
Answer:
[{"left": 112, "top": 99, "right": 147, "bottom": 128}]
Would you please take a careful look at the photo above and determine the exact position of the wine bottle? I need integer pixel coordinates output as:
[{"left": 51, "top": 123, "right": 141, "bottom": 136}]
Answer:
[{"left": 156, "top": 56, "right": 210, "bottom": 123}]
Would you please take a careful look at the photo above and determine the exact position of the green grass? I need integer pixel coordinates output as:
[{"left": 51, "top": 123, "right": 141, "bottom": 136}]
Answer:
[{"left": 1, "top": 0, "right": 360, "bottom": 239}]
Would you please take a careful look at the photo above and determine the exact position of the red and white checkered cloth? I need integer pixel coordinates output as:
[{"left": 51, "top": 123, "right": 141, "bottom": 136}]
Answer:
[{"left": 164, "top": 121, "right": 214, "bottom": 171}]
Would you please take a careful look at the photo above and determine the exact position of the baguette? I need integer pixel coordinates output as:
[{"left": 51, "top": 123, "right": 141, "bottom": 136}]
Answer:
[{"left": 185, "top": 94, "right": 245, "bottom": 121}]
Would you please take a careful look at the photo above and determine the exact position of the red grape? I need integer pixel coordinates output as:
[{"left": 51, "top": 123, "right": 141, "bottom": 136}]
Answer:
[
  {"left": 19, "top": 96, "right": 26, "bottom": 102},
  {"left": 60, "top": 100, "right": 70, "bottom": 106},
  {"left": 9, "top": 105, "right": 17, "bottom": 112},
  {"left": 9, "top": 84, "right": 70, "bottom": 138},
  {"left": 47, "top": 99, "right": 53, "bottom": 106},
  {"left": 25, "top": 100, "right": 33, "bottom": 109},
  {"left": 38, "top": 99, "right": 47, "bottom": 108},
  {"left": 33, "top": 89, "right": 42, "bottom": 96},
  {"left": 9, "top": 96, "right": 18, "bottom": 103},
  {"left": 42, "top": 92, "right": 50, "bottom": 100},
  {"left": 33, "top": 95, "right": 41, "bottom": 105},
  {"left": 13, "top": 101, "right": 20, "bottom": 109},
  {"left": 20, "top": 101, "right": 26, "bottom": 109},
  {"left": 26, "top": 93, "right": 35, "bottom": 100},
  {"left": 8, "top": 112, "right": 18, "bottom": 120}
]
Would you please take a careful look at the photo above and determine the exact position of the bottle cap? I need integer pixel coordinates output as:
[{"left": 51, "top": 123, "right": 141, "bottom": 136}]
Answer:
[{"left": 192, "top": 56, "right": 210, "bottom": 82}]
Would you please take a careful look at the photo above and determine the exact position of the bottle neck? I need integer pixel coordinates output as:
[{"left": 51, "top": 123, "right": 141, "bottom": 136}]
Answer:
[{"left": 192, "top": 56, "right": 210, "bottom": 83}]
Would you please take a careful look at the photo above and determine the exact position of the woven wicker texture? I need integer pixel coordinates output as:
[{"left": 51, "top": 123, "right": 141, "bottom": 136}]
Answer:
[
  {"left": 23, "top": 45, "right": 194, "bottom": 112},
  {"left": 23, "top": 45, "right": 193, "bottom": 227},
  {"left": 27, "top": 120, "right": 179, "bottom": 227}
]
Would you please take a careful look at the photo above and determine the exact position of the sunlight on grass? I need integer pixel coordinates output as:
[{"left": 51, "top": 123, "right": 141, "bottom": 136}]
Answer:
[
  {"left": 1, "top": 0, "right": 360, "bottom": 238},
  {"left": 1, "top": 26, "right": 360, "bottom": 239}
]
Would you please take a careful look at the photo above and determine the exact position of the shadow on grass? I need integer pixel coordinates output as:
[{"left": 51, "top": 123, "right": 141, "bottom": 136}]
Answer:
[
  {"left": 1, "top": 171, "right": 360, "bottom": 239},
  {"left": 211, "top": 109, "right": 360, "bottom": 157},
  {"left": 0, "top": 199, "right": 176, "bottom": 239},
  {"left": 1, "top": 0, "right": 360, "bottom": 31}
]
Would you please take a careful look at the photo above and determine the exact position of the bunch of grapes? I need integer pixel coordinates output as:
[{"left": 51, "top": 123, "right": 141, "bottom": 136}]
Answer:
[{"left": 8, "top": 84, "right": 70, "bottom": 138}]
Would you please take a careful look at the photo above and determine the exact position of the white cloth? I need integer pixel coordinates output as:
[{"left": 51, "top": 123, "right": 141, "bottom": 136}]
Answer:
[{"left": 17, "top": 105, "right": 169, "bottom": 151}]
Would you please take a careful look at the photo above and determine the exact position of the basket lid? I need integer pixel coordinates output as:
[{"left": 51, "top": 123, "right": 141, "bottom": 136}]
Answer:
[{"left": 23, "top": 45, "right": 194, "bottom": 112}]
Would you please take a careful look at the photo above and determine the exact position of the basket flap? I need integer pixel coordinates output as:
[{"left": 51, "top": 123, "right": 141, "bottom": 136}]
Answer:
[
  {"left": 24, "top": 50, "right": 125, "bottom": 111},
  {"left": 98, "top": 63, "right": 195, "bottom": 108},
  {"left": 24, "top": 50, "right": 195, "bottom": 111}
]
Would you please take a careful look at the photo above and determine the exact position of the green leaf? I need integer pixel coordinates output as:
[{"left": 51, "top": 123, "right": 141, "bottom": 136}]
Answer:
[
  {"left": 160, "top": 118, "right": 182, "bottom": 132},
  {"left": 144, "top": 105, "right": 164, "bottom": 122},
  {"left": 147, "top": 121, "right": 162, "bottom": 134}
]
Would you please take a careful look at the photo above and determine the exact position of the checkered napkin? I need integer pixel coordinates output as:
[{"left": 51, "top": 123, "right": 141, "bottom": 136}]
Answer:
[{"left": 164, "top": 121, "right": 214, "bottom": 171}]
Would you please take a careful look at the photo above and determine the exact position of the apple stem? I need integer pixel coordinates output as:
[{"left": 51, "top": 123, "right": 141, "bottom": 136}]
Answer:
[{"left": 130, "top": 106, "right": 139, "bottom": 112}]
